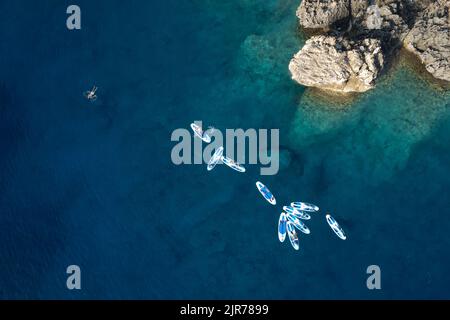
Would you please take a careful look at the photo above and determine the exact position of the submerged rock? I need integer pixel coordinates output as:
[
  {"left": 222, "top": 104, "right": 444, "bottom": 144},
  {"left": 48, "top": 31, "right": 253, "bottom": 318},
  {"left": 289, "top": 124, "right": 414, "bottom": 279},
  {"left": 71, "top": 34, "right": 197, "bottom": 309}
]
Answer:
[
  {"left": 289, "top": 35, "right": 384, "bottom": 93},
  {"left": 404, "top": 0, "right": 450, "bottom": 82},
  {"left": 290, "top": 0, "right": 450, "bottom": 93}
]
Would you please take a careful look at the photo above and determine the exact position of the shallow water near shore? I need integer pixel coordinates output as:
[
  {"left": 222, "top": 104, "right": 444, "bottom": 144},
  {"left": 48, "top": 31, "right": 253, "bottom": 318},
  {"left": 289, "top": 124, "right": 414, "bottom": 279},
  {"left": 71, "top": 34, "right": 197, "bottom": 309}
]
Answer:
[{"left": 0, "top": 0, "right": 450, "bottom": 299}]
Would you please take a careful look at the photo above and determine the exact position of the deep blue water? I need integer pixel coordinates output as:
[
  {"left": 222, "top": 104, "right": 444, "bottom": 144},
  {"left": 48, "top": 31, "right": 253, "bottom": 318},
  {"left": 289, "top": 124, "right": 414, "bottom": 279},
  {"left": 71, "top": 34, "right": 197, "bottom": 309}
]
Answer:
[{"left": 0, "top": 0, "right": 450, "bottom": 299}]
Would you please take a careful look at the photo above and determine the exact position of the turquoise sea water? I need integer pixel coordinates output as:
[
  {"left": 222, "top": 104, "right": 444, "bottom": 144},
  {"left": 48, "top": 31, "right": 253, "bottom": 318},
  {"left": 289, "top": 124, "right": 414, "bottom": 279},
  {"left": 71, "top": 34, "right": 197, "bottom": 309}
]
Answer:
[{"left": 0, "top": 0, "right": 449, "bottom": 298}]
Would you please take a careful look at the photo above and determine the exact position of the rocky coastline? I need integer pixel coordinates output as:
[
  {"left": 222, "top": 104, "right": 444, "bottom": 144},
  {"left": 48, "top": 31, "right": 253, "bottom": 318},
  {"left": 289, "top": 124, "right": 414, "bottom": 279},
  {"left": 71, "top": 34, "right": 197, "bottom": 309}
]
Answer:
[{"left": 289, "top": 0, "right": 450, "bottom": 93}]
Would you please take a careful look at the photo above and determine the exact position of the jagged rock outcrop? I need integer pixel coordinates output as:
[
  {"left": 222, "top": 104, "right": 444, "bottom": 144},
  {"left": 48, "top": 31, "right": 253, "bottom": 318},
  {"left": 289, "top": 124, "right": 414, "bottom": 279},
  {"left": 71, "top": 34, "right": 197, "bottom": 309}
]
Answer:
[
  {"left": 411, "top": 0, "right": 435, "bottom": 12},
  {"left": 351, "top": 0, "right": 370, "bottom": 25},
  {"left": 297, "top": 0, "right": 350, "bottom": 29},
  {"left": 366, "top": 2, "right": 410, "bottom": 43},
  {"left": 366, "top": 5, "right": 383, "bottom": 30},
  {"left": 289, "top": 0, "right": 450, "bottom": 93},
  {"left": 404, "top": 0, "right": 450, "bottom": 82},
  {"left": 289, "top": 35, "right": 384, "bottom": 92}
]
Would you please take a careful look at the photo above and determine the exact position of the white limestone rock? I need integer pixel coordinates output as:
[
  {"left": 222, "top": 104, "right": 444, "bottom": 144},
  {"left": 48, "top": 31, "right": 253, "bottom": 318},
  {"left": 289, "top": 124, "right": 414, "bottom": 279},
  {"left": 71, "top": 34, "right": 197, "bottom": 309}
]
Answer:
[
  {"left": 289, "top": 35, "right": 384, "bottom": 93},
  {"left": 404, "top": 0, "right": 450, "bottom": 82}
]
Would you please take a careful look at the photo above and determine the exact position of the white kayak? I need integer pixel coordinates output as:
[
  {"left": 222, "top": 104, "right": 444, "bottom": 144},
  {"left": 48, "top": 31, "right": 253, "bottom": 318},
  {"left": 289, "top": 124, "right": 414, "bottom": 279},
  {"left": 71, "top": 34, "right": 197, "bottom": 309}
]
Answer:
[
  {"left": 278, "top": 212, "right": 287, "bottom": 243},
  {"left": 207, "top": 147, "right": 223, "bottom": 171},
  {"left": 190, "top": 123, "right": 211, "bottom": 143},
  {"left": 326, "top": 214, "right": 347, "bottom": 240},
  {"left": 221, "top": 156, "right": 246, "bottom": 173},
  {"left": 282, "top": 205, "right": 311, "bottom": 220},
  {"left": 256, "top": 181, "right": 276, "bottom": 205},
  {"left": 291, "top": 202, "right": 319, "bottom": 213},
  {"left": 286, "top": 221, "right": 299, "bottom": 250},
  {"left": 286, "top": 213, "right": 310, "bottom": 235}
]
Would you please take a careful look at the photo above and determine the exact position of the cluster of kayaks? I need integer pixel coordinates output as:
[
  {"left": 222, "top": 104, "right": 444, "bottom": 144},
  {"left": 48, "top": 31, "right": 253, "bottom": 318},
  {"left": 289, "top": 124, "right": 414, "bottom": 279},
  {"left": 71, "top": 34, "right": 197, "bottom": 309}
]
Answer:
[
  {"left": 191, "top": 123, "right": 246, "bottom": 173},
  {"left": 190, "top": 122, "right": 347, "bottom": 252},
  {"left": 255, "top": 181, "right": 347, "bottom": 251}
]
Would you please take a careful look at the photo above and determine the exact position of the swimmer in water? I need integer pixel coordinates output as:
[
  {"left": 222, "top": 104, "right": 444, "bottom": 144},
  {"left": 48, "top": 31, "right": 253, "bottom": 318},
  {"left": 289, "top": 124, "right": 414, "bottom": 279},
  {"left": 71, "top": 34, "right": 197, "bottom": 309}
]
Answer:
[{"left": 84, "top": 86, "right": 98, "bottom": 101}]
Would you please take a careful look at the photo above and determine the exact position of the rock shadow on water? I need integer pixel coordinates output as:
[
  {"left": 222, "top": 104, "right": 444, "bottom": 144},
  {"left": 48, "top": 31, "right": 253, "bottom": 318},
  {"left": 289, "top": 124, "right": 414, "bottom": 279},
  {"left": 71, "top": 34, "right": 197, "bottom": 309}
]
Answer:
[{"left": 395, "top": 48, "right": 450, "bottom": 92}]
